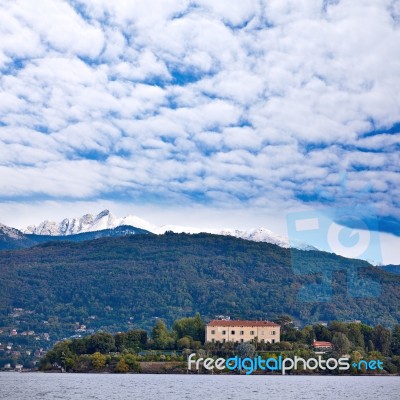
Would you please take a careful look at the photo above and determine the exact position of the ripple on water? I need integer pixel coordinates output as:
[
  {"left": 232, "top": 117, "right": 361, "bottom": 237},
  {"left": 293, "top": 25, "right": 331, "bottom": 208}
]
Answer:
[{"left": 0, "top": 373, "right": 399, "bottom": 400}]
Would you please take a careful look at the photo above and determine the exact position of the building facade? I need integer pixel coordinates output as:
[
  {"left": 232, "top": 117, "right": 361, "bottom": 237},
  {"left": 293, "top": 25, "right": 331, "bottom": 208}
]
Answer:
[
  {"left": 312, "top": 340, "right": 332, "bottom": 353},
  {"left": 206, "top": 320, "right": 281, "bottom": 344}
]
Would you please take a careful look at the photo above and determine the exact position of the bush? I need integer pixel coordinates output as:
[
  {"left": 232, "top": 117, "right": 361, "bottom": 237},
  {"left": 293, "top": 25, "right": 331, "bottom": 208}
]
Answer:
[
  {"left": 91, "top": 352, "right": 106, "bottom": 369},
  {"left": 115, "top": 358, "right": 129, "bottom": 373}
]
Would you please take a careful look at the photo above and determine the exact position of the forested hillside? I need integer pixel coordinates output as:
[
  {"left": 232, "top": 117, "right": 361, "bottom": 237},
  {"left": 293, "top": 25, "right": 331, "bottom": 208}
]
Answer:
[{"left": 0, "top": 233, "right": 399, "bottom": 342}]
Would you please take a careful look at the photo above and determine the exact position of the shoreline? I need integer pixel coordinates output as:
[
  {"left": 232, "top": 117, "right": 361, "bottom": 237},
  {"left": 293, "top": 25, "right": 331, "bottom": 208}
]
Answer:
[{"left": 4, "top": 370, "right": 399, "bottom": 377}]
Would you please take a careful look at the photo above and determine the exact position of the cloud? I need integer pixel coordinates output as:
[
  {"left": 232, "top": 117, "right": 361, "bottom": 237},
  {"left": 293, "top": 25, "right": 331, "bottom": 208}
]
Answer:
[{"left": 0, "top": 0, "right": 399, "bottom": 237}]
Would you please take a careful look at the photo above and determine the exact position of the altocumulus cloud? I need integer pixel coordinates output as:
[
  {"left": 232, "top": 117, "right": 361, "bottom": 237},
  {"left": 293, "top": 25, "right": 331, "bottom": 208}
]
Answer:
[{"left": 0, "top": 0, "right": 399, "bottom": 235}]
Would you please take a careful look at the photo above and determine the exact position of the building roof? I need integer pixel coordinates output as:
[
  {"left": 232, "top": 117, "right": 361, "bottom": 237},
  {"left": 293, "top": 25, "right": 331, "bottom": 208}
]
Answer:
[
  {"left": 313, "top": 340, "right": 332, "bottom": 347},
  {"left": 207, "top": 320, "right": 280, "bottom": 327}
]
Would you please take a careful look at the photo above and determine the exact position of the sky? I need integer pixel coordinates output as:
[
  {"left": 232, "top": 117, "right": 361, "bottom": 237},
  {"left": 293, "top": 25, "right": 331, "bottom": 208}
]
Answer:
[{"left": 0, "top": 0, "right": 399, "bottom": 264}]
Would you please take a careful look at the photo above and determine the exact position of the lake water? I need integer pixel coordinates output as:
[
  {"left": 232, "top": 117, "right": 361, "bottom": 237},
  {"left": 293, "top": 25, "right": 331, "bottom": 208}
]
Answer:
[{"left": 0, "top": 373, "right": 399, "bottom": 399}]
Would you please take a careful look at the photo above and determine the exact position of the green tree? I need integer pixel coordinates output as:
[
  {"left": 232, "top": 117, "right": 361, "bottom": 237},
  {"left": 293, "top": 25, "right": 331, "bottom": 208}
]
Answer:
[
  {"left": 172, "top": 313, "right": 205, "bottom": 343},
  {"left": 151, "top": 319, "right": 174, "bottom": 349},
  {"left": 367, "top": 340, "right": 375, "bottom": 352},
  {"left": 87, "top": 332, "right": 115, "bottom": 354},
  {"left": 329, "top": 321, "right": 349, "bottom": 334},
  {"left": 125, "top": 329, "right": 148, "bottom": 351},
  {"left": 372, "top": 325, "right": 391, "bottom": 356},
  {"left": 69, "top": 337, "right": 88, "bottom": 355},
  {"left": 124, "top": 354, "right": 140, "bottom": 372},
  {"left": 347, "top": 324, "right": 364, "bottom": 349},
  {"left": 360, "top": 324, "right": 374, "bottom": 345},
  {"left": 275, "top": 315, "right": 293, "bottom": 326},
  {"left": 177, "top": 336, "right": 192, "bottom": 349},
  {"left": 332, "top": 332, "right": 351, "bottom": 356},
  {"left": 60, "top": 350, "right": 77, "bottom": 371},
  {"left": 313, "top": 324, "right": 332, "bottom": 342},
  {"left": 391, "top": 325, "right": 400, "bottom": 356},
  {"left": 114, "top": 333, "right": 126, "bottom": 352},
  {"left": 303, "top": 326, "right": 316, "bottom": 345},
  {"left": 41, "top": 340, "right": 72, "bottom": 367}
]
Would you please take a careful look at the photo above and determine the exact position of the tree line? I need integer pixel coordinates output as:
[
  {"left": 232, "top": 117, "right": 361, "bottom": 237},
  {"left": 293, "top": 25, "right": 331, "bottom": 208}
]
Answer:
[{"left": 40, "top": 314, "right": 400, "bottom": 374}]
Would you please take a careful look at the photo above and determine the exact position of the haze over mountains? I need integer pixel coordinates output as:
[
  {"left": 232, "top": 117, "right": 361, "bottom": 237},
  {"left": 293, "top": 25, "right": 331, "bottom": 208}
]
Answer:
[{"left": 22, "top": 209, "right": 315, "bottom": 250}]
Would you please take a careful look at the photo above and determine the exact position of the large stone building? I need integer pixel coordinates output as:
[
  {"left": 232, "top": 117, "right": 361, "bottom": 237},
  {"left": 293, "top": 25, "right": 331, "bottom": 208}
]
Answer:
[{"left": 205, "top": 320, "right": 281, "bottom": 344}]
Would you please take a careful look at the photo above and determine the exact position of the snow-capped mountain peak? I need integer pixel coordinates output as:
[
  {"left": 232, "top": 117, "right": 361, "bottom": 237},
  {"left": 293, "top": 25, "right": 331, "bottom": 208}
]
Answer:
[
  {"left": 23, "top": 210, "right": 315, "bottom": 250},
  {"left": 24, "top": 210, "right": 156, "bottom": 236},
  {"left": 0, "top": 223, "right": 26, "bottom": 240}
]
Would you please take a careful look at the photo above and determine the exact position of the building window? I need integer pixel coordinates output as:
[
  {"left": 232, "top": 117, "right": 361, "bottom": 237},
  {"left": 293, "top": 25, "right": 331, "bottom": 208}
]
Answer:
[
  {"left": 231, "top": 330, "right": 235, "bottom": 335},
  {"left": 272, "top": 331, "right": 276, "bottom": 335},
  {"left": 272, "top": 339, "right": 275, "bottom": 343},
  {"left": 250, "top": 330, "right": 255, "bottom": 335},
  {"left": 211, "top": 330, "right": 215, "bottom": 335},
  {"left": 240, "top": 339, "right": 244, "bottom": 343},
  {"left": 240, "top": 330, "right": 244, "bottom": 335},
  {"left": 222, "top": 339, "right": 226, "bottom": 343},
  {"left": 222, "top": 330, "right": 226, "bottom": 335},
  {"left": 211, "top": 339, "right": 215, "bottom": 343}
]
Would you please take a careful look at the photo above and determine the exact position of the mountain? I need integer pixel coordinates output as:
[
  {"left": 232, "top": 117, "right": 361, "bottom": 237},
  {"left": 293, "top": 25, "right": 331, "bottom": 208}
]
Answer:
[
  {"left": 0, "top": 233, "right": 398, "bottom": 344},
  {"left": 24, "top": 210, "right": 316, "bottom": 250},
  {"left": 379, "top": 265, "right": 400, "bottom": 275},
  {"left": 24, "top": 209, "right": 155, "bottom": 236},
  {"left": 0, "top": 222, "right": 150, "bottom": 251},
  {"left": 0, "top": 223, "right": 36, "bottom": 250},
  {"left": 27, "top": 225, "right": 151, "bottom": 244}
]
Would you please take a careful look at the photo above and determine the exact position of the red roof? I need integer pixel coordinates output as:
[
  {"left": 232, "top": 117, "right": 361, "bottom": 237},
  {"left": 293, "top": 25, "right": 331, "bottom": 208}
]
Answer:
[
  {"left": 207, "top": 320, "right": 280, "bottom": 327},
  {"left": 313, "top": 340, "right": 332, "bottom": 347}
]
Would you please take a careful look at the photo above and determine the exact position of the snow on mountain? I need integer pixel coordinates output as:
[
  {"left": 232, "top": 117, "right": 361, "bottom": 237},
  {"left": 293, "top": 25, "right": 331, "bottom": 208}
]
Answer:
[
  {"left": 155, "top": 226, "right": 316, "bottom": 250},
  {"left": 23, "top": 210, "right": 315, "bottom": 250},
  {"left": 0, "top": 223, "right": 26, "bottom": 240},
  {"left": 24, "top": 210, "right": 156, "bottom": 236}
]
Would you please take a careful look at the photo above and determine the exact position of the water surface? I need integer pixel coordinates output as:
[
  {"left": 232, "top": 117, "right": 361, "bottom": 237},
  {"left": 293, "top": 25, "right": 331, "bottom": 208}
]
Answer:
[{"left": 0, "top": 373, "right": 399, "bottom": 400}]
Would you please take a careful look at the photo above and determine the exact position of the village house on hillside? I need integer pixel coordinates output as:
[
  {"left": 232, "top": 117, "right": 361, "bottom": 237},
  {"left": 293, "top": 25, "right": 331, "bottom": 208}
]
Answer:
[
  {"left": 312, "top": 340, "right": 333, "bottom": 353},
  {"left": 206, "top": 320, "right": 281, "bottom": 344}
]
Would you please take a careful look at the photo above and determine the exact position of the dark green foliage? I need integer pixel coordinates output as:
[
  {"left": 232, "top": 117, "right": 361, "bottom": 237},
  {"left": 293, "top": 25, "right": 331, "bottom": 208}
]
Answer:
[
  {"left": 126, "top": 330, "right": 147, "bottom": 349},
  {"left": 332, "top": 332, "right": 351, "bottom": 356},
  {"left": 69, "top": 338, "right": 88, "bottom": 355},
  {"left": 176, "top": 336, "right": 192, "bottom": 349},
  {"left": 0, "top": 233, "right": 399, "bottom": 343},
  {"left": 151, "top": 319, "right": 175, "bottom": 349},
  {"left": 39, "top": 340, "right": 76, "bottom": 371},
  {"left": 391, "top": 325, "right": 400, "bottom": 355},
  {"left": 313, "top": 324, "right": 332, "bottom": 342},
  {"left": 172, "top": 313, "right": 205, "bottom": 343},
  {"left": 372, "top": 325, "right": 391, "bottom": 356},
  {"left": 347, "top": 323, "right": 365, "bottom": 349},
  {"left": 86, "top": 332, "right": 115, "bottom": 354},
  {"left": 114, "top": 329, "right": 147, "bottom": 352},
  {"left": 39, "top": 319, "right": 400, "bottom": 374}
]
